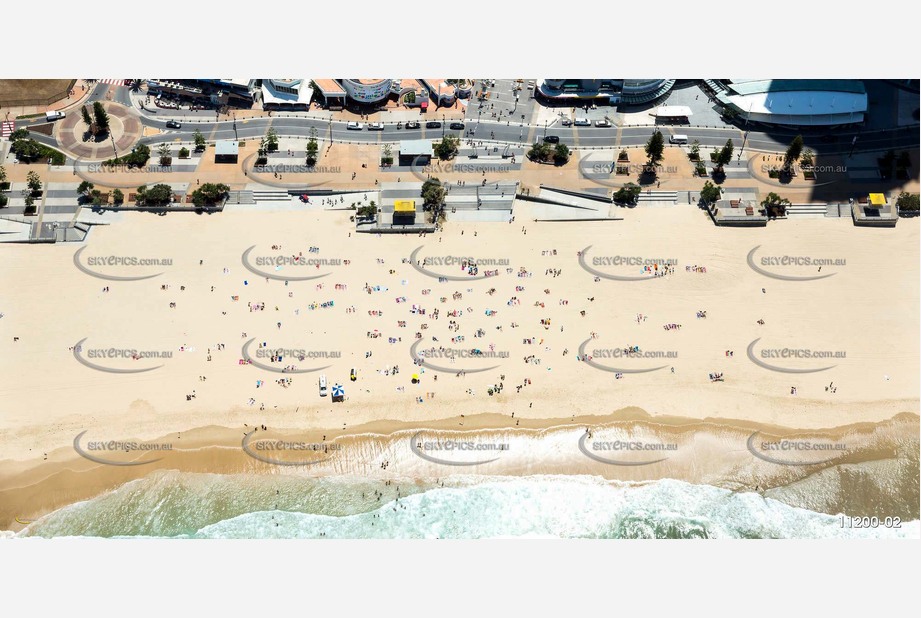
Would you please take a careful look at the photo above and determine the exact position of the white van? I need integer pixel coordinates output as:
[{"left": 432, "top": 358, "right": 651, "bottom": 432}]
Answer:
[
  {"left": 319, "top": 374, "right": 328, "bottom": 396},
  {"left": 45, "top": 111, "right": 65, "bottom": 122},
  {"left": 669, "top": 134, "right": 688, "bottom": 144},
  {"left": 573, "top": 117, "right": 590, "bottom": 127},
  {"left": 346, "top": 122, "right": 363, "bottom": 130}
]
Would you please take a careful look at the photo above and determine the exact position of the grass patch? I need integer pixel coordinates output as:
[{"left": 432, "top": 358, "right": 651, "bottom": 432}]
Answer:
[{"left": 0, "top": 79, "right": 73, "bottom": 106}]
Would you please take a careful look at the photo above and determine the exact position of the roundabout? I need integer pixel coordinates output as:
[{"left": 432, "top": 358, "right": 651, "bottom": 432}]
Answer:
[{"left": 55, "top": 100, "right": 143, "bottom": 161}]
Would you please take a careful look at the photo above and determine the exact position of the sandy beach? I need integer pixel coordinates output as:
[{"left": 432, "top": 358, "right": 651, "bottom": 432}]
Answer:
[{"left": 1, "top": 204, "right": 918, "bottom": 530}]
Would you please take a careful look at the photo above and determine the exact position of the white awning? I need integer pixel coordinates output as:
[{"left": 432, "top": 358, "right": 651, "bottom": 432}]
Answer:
[{"left": 653, "top": 105, "right": 693, "bottom": 117}]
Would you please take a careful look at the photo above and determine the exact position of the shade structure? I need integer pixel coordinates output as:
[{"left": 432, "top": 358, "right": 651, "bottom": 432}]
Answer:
[{"left": 653, "top": 105, "right": 692, "bottom": 117}]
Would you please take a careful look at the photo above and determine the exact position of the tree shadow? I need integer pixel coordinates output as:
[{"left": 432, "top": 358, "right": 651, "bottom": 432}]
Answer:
[
  {"left": 773, "top": 170, "right": 795, "bottom": 185},
  {"left": 637, "top": 167, "right": 658, "bottom": 186},
  {"left": 82, "top": 130, "right": 110, "bottom": 144}
]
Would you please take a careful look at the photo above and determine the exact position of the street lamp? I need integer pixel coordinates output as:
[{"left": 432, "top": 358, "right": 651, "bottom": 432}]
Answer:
[
  {"left": 738, "top": 101, "right": 752, "bottom": 160},
  {"left": 442, "top": 114, "right": 445, "bottom": 138}
]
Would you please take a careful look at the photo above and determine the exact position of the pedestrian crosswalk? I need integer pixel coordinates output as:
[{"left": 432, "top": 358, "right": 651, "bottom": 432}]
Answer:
[
  {"left": 97, "top": 79, "right": 130, "bottom": 86},
  {"left": 1, "top": 121, "right": 14, "bottom": 139}
]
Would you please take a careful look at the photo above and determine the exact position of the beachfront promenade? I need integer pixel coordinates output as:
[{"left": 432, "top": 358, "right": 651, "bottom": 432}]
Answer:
[{"left": 3, "top": 127, "right": 917, "bottom": 239}]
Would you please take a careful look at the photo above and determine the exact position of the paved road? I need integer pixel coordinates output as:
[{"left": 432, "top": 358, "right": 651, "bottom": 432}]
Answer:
[
  {"left": 137, "top": 116, "right": 918, "bottom": 157},
  {"left": 12, "top": 82, "right": 919, "bottom": 158}
]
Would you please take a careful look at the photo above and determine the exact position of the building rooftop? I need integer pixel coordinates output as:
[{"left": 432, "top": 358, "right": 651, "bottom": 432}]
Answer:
[
  {"left": 261, "top": 79, "right": 313, "bottom": 105},
  {"left": 399, "top": 139, "right": 434, "bottom": 156},
  {"left": 717, "top": 80, "right": 868, "bottom": 123},
  {"left": 215, "top": 140, "right": 239, "bottom": 156},
  {"left": 423, "top": 79, "right": 455, "bottom": 98},
  {"left": 379, "top": 182, "right": 424, "bottom": 213},
  {"left": 314, "top": 79, "right": 345, "bottom": 95},
  {"left": 727, "top": 79, "right": 866, "bottom": 96},
  {"left": 653, "top": 105, "right": 693, "bottom": 117}
]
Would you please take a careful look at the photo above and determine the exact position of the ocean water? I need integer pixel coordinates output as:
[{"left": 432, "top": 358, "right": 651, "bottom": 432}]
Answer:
[{"left": 15, "top": 472, "right": 919, "bottom": 539}]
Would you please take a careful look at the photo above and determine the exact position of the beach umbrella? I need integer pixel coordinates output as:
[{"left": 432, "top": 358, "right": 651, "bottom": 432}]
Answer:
[{"left": 332, "top": 384, "right": 344, "bottom": 397}]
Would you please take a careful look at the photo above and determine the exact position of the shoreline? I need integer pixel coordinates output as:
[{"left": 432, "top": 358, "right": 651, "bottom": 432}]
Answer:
[
  {"left": 1, "top": 197, "right": 917, "bottom": 537},
  {"left": 3, "top": 408, "right": 917, "bottom": 532}
]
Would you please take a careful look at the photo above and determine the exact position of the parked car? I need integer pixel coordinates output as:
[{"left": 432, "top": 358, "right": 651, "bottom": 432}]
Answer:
[
  {"left": 426, "top": 121, "right": 442, "bottom": 129},
  {"left": 346, "top": 121, "right": 363, "bottom": 130},
  {"left": 405, "top": 121, "right": 420, "bottom": 129},
  {"left": 594, "top": 119, "right": 612, "bottom": 128},
  {"left": 319, "top": 374, "right": 328, "bottom": 397},
  {"left": 368, "top": 122, "right": 384, "bottom": 130},
  {"left": 573, "top": 118, "right": 590, "bottom": 127},
  {"left": 449, "top": 122, "right": 465, "bottom": 130},
  {"left": 350, "top": 368, "right": 357, "bottom": 382},
  {"left": 165, "top": 120, "right": 182, "bottom": 129},
  {"left": 561, "top": 118, "right": 573, "bottom": 127},
  {"left": 543, "top": 135, "right": 560, "bottom": 143}
]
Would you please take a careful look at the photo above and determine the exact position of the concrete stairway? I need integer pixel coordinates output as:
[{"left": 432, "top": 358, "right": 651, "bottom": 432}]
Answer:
[
  {"left": 786, "top": 203, "right": 828, "bottom": 217},
  {"left": 251, "top": 190, "right": 290, "bottom": 203},
  {"left": 226, "top": 190, "right": 255, "bottom": 204},
  {"left": 635, "top": 190, "right": 678, "bottom": 204}
]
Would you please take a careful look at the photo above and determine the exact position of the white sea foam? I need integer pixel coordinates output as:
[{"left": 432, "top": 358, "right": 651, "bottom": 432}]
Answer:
[
  {"left": 192, "top": 476, "right": 919, "bottom": 539},
  {"left": 18, "top": 472, "right": 918, "bottom": 540}
]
